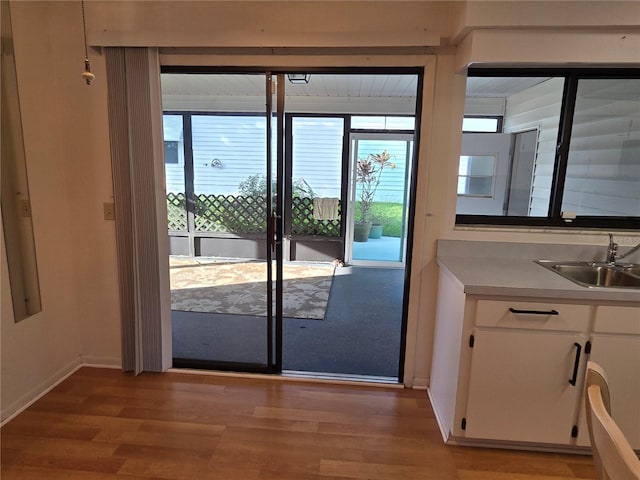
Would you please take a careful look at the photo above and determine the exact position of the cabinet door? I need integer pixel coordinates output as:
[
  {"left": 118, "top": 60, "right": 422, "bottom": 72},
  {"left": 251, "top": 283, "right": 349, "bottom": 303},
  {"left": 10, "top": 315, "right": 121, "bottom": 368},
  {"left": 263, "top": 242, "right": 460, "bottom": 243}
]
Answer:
[
  {"left": 576, "top": 334, "right": 640, "bottom": 449},
  {"left": 465, "top": 329, "right": 586, "bottom": 444}
]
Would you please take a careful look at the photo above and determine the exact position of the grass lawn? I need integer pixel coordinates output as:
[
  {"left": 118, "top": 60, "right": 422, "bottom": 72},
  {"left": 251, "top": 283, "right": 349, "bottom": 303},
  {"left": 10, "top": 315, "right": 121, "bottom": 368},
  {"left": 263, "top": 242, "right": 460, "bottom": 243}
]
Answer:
[{"left": 354, "top": 202, "right": 404, "bottom": 237}]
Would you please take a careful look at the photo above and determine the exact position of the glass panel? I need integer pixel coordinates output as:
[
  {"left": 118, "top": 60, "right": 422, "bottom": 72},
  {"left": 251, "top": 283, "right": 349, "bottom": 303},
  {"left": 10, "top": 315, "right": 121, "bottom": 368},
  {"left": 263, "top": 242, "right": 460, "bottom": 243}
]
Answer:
[
  {"left": 562, "top": 78, "right": 640, "bottom": 217},
  {"left": 462, "top": 117, "right": 499, "bottom": 133},
  {"left": 460, "top": 155, "right": 495, "bottom": 176},
  {"left": 161, "top": 73, "right": 270, "bottom": 369},
  {"left": 291, "top": 117, "right": 343, "bottom": 236},
  {"left": 352, "top": 137, "right": 412, "bottom": 263},
  {"left": 457, "top": 155, "right": 495, "bottom": 197},
  {"left": 351, "top": 116, "right": 415, "bottom": 130},
  {"left": 458, "top": 176, "right": 494, "bottom": 197},
  {"left": 192, "top": 114, "right": 268, "bottom": 232},
  {"left": 460, "top": 76, "right": 564, "bottom": 217},
  {"left": 163, "top": 114, "right": 186, "bottom": 231}
]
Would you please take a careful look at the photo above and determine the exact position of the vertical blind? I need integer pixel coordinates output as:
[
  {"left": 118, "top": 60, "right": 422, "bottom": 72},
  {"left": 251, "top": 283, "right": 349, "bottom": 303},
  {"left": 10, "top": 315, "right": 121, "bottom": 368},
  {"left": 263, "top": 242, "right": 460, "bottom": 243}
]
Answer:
[{"left": 105, "top": 47, "right": 169, "bottom": 373}]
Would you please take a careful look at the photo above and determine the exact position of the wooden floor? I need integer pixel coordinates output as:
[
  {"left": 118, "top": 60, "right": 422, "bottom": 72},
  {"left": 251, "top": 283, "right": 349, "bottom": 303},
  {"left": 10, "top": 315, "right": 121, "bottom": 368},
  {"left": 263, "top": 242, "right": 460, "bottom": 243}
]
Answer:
[{"left": 1, "top": 367, "right": 597, "bottom": 479}]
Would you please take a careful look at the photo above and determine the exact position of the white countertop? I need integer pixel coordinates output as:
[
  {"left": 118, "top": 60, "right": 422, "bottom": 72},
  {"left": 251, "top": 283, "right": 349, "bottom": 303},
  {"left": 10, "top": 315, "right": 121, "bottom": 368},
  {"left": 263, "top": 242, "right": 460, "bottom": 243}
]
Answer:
[{"left": 437, "top": 241, "right": 640, "bottom": 303}]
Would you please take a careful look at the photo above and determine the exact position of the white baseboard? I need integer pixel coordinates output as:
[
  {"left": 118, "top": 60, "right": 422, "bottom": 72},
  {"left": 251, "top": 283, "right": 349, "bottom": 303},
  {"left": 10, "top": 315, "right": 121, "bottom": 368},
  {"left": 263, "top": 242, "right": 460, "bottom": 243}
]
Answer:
[
  {"left": 79, "top": 355, "right": 122, "bottom": 369},
  {"left": 1, "top": 357, "right": 83, "bottom": 426},
  {"left": 411, "top": 376, "right": 429, "bottom": 389},
  {"left": 427, "top": 387, "right": 451, "bottom": 443}
]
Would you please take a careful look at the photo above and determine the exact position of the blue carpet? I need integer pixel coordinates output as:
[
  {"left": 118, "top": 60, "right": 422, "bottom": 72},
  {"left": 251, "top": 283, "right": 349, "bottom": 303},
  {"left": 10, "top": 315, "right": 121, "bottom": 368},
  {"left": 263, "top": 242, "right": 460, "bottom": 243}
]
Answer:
[{"left": 172, "top": 266, "right": 404, "bottom": 378}]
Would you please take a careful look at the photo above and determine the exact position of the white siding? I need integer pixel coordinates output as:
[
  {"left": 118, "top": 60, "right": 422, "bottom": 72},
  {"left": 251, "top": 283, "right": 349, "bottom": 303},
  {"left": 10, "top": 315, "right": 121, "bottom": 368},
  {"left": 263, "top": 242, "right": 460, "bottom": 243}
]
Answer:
[
  {"left": 292, "top": 117, "right": 343, "bottom": 198},
  {"left": 354, "top": 139, "right": 412, "bottom": 203},
  {"left": 192, "top": 115, "right": 268, "bottom": 195},
  {"left": 165, "top": 115, "right": 347, "bottom": 197},
  {"left": 562, "top": 79, "right": 640, "bottom": 216},
  {"left": 504, "top": 77, "right": 640, "bottom": 217},
  {"left": 163, "top": 115, "right": 186, "bottom": 193},
  {"left": 163, "top": 114, "right": 412, "bottom": 203}
]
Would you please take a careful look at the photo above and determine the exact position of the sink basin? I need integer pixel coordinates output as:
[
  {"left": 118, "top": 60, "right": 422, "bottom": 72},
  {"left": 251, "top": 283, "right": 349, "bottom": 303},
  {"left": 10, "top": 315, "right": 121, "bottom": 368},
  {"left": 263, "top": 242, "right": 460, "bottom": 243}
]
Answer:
[
  {"left": 535, "top": 261, "right": 640, "bottom": 288},
  {"left": 621, "top": 266, "right": 640, "bottom": 277}
]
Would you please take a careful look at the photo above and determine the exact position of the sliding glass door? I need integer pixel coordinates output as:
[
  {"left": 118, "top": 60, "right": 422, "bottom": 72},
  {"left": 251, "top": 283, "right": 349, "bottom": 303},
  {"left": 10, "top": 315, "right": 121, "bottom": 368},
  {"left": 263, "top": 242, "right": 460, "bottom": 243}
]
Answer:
[
  {"left": 161, "top": 69, "right": 420, "bottom": 381},
  {"left": 163, "top": 73, "right": 279, "bottom": 372}
]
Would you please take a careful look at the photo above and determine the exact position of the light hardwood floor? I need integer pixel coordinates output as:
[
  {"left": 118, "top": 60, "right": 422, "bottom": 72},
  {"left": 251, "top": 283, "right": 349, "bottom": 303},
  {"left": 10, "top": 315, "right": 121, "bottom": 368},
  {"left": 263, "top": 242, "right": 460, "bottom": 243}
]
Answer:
[{"left": 1, "top": 367, "right": 597, "bottom": 479}]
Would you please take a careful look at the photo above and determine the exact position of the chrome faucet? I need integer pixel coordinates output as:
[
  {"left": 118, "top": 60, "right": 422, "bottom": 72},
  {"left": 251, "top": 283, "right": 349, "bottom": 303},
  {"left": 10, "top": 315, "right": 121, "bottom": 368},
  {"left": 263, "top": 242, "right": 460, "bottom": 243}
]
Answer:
[
  {"left": 606, "top": 234, "right": 618, "bottom": 263},
  {"left": 606, "top": 233, "right": 640, "bottom": 264}
]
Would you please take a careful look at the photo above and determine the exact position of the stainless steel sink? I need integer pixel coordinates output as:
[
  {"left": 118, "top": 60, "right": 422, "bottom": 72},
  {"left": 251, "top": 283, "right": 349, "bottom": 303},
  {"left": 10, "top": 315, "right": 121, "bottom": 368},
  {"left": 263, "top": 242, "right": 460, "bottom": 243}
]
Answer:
[
  {"left": 535, "top": 261, "right": 640, "bottom": 288},
  {"left": 621, "top": 266, "right": 640, "bottom": 277}
]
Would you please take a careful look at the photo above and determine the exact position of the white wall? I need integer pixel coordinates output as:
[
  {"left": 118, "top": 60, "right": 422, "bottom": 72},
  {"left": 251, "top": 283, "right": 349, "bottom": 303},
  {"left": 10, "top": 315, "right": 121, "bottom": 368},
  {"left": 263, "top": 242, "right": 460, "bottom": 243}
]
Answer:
[
  {"left": 1, "top": 1, "right": 119, "bottom": 422},
  {"left": 3, "top": 1, "right": 640, "bottom": 417}
]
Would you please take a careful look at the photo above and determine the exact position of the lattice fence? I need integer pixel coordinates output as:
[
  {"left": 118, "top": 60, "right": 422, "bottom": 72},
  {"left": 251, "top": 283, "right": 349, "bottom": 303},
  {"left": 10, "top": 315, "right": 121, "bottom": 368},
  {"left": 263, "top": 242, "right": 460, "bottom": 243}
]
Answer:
[
  {"left": 167, "top": 194, "right": 341, "bottom": 236},
  {"left": 167, "top": 192, "right": 187, "bottom": 231},
  {"left": 195, "top": 194, "right": 267, "bottom": 234},
  {"left": 291, "top": 197, "right": 340, "bottom": 236}
]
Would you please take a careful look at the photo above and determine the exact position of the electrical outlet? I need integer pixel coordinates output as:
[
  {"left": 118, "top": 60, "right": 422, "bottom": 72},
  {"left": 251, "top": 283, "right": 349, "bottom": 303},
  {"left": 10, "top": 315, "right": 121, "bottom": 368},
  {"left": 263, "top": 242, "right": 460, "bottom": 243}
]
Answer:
[
  {"left": 103, "top": 202, "right": 115, "bottom": 221},
  {"left": 19, "top": 199, "right": 32, "bottom": 218}
]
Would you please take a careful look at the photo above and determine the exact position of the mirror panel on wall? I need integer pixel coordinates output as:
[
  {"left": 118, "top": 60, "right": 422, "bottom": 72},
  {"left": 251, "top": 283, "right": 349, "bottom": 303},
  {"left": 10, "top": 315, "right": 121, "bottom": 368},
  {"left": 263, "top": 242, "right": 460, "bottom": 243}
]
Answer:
[{"left": 1, "top": 0, "right": 42, "bottom": 321}]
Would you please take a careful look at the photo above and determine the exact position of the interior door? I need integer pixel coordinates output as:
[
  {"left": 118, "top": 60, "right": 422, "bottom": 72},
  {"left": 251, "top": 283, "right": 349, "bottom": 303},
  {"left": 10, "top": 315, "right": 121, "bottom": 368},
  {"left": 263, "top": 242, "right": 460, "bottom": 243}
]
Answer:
[
  {"left": 507, "top": 129, "right": 538, "bottom": 216},
  {"left": 164, "top": 72, "right": 281, "bottom": 373}
]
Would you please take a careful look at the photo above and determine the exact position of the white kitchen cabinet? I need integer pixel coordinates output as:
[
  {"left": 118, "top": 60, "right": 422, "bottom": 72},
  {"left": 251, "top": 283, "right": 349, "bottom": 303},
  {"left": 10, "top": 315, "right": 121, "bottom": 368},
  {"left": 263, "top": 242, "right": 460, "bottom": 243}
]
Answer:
[
  {"left": 463, "top": 301, "right": 590, "bottom": 445},
  {"left": 428, "top": 270, "right": 595, "bottom": 448},
  {"left": 576, "top": 306, "right": 640, "bottom": 450},
  {"left": 465, "top": 329, "right": 587, "bottom": 444}
]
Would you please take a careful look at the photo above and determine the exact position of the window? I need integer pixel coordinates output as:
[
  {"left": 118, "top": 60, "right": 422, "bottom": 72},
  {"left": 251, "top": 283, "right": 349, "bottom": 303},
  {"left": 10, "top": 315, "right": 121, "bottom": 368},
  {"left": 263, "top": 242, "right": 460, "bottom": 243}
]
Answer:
[
  {"left": 457, "top": 155, "right": 496, "bottom": 197},
  {"left": 162, "top": 114, "right": 184, "bottom": 166},
  {"left": 462, "top": 116, "right": 502, "bottom": 133},
  {"left": 351, "top": 116, "right": 415, "bottom": 130},
  {"left": 164, "top": 141, "right": 180, "bottom": 164},
  {"left": 457, "top": 68, "right": 640, "bottom": 229}
]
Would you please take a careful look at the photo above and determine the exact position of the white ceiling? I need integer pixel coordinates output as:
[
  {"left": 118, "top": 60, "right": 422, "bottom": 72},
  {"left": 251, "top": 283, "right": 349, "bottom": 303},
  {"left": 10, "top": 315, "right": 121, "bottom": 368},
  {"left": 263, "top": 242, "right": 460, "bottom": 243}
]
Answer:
[
  {"left": 161, "top": 73, "right": 419, "bottom": 98},
  {"left": 161, "top": 73, "right": 639, "bottom": 104},
  {"left": 465, "top": 76, "right": 552, "bottom": 98}
]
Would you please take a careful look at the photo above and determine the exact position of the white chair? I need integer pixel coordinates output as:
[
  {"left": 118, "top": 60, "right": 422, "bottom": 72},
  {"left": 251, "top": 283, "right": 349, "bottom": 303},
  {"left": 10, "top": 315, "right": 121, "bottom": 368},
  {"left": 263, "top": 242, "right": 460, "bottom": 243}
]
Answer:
[{"left": 585, "top": 361, "right": 640, "bottom": 480}]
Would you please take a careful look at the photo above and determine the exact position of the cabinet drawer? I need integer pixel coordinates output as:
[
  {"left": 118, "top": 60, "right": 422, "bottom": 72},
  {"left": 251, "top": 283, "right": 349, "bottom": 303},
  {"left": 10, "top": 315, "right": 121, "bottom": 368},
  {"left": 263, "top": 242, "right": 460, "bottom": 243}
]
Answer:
[
  {"left": 594, "top": 306, "right": 640, "bottom": 334},
  {"left": 476, "top": 300, "right": 590, "bottom": 331}
]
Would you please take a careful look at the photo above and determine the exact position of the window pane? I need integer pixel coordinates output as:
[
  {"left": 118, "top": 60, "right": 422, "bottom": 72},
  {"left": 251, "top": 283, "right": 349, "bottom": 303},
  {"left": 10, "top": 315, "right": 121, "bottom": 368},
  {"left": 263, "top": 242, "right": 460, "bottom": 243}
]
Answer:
[
  {"left": 462, "top": 117, "right": 499, "bottom": 133},
  {"left": 459, "top": 176, "right": 494, "bottom": 197},
  {"left": 192, "top": 115, "right": 267, "bottom": 197},
  {"left": 562, "top": 78, "right": 640, "bottom": 217},
  {"left": 292, "top": 117, "right": 343, "bottom": 198},
  {"left": 351, "top": 116, "right": 414, "bottom": 130},
  {"left": 466, "top": 155, "right": 495, "bottom": 176},
  {"left": 164, "top": 141, "right": 179, "bottom": 164},
  {"left": 162, "top": 114, "right": 186, "bottom": 231},
  {"left": 457, "top": 155, "right": 495, "bottom": 197},
  {"left": 458, "top": 76, "right": 564, "bottom": 217}
]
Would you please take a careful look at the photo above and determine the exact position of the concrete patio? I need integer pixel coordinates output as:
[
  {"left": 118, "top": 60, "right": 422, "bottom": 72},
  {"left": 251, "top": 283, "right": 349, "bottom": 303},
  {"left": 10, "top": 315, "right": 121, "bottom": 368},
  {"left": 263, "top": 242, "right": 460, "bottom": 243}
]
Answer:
[{"left": 352, "top": 235, "right": 404, "bottom": 262}]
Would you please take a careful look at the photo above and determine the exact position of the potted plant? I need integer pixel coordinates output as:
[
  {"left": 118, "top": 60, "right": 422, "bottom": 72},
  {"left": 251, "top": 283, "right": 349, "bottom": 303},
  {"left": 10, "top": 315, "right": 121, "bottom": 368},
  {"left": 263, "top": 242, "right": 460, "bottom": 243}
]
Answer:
[
  {"left": 354, "top": 150, "right": 395, "bottom": 242},
  {"left": 368, "top": 217, "right": 384, "bottom": 239}
]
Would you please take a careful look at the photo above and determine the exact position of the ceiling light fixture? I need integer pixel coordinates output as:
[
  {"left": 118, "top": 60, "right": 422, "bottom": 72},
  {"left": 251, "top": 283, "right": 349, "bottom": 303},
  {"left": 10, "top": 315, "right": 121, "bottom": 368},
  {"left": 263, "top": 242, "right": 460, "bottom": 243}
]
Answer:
[
  {"left": 80, "top": 0, "right": 95, "bottom": 85},
  {"left": 287, "top": 73, "right": 310, "bottom": 84}
]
